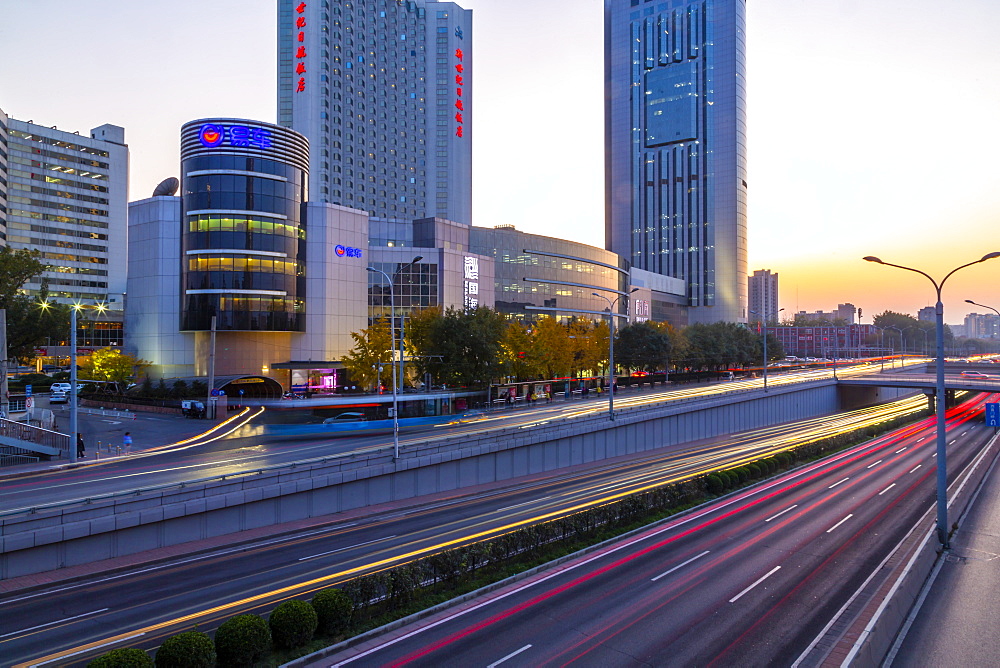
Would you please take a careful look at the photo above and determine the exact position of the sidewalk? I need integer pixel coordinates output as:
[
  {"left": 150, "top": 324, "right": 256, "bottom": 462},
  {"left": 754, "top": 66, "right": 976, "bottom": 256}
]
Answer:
[{"left": 887, "top": 447, "right": 1000, "bottom": 665}]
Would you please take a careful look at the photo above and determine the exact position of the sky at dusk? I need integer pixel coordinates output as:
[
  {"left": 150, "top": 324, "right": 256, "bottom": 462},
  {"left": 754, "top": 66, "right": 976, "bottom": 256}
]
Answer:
[{"left": 1, "top": 0, "right": 998, "bottom": 324}]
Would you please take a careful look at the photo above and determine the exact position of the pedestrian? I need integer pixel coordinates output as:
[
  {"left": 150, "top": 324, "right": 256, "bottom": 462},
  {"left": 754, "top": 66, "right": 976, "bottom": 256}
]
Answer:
[
  {"left": 76, "top": 433, "right": 86, "bottom": 458},
  {"left": 123, "top": 431, "right": 132, "bottom": 455}
]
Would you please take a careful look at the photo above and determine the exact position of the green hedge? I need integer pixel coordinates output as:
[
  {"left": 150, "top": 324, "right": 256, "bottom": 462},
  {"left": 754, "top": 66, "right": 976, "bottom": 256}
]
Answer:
[
  {"left": 155, "top": 630, "right": 215, "bottom": 667},
  {"left": 214, "top": 614, "right": 271, "bottom": 667},
  {"left": 269, "top": 599, "right": 318, "bottom": 649},
  {"left": 312, "top": 588, "right": 353, "bottom": 636},
  {"left": 87, "top": 648, "right": 153, "bottom": 668}
]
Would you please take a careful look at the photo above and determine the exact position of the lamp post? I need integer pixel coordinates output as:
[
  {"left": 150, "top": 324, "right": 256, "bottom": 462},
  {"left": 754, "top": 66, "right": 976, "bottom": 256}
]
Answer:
[
  {"left": 886, "top": 325, "right": 903, "bottom": 368},
  {"left": 394, "top": 256, "right": 422, "bottom": 393},
  {"left": 592, "top": 288, "right": 638, "bottom": 421},
  {"left": 865, "top": 252, "right": 1000, "bottom": 547},
  {"left": 965, "top": 300, "right": 1000, "bottom": 344},
  {"left": 367, "top": 267, "right": 401, "bottom": 460},
  {"left": 68, "top": 301, "right": 106, "bottom": 463},
  {"left": 750, "top": 308, "right": 783, "bottom": 391},
  {"left": 906, "top": 325, "right": 929, "bottom": 358}
]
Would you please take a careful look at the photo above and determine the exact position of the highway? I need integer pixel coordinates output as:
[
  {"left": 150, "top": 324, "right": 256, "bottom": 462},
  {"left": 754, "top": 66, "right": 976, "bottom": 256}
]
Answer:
[
  {"left": 1, "top": 391, "right": 993, "bottom": 666},
  {"left": 0, "top": 364, "right": 904, "bottom": 514},
  {"left": 318, "top": 394, "right": 999, "bottom": 667}
]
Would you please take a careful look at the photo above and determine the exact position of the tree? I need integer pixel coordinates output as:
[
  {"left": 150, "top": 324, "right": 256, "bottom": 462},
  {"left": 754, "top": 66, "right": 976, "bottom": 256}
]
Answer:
[
  {"left": 342, "top": 319, "right": 394, "bottom": 390},
  {"left": 404, "top": 306, "right": 444, "bottom": 385},
  {"left": 0, "top": 248, "right": 73, "bottom": 361},
  {"left": 0, "top": 247, "right": 46, "bottom": 308},
  {"left": 615, "top": 321, "right": 672, "bottom": 374},
  {"left": 568, "top": 318, "right": 607, "bottom": 378},
  {"left": 79, "top": 348, "right": 149, "bottom": 388},
  {"left": 531, "top": 316, "right": 574, "bottom": 379},
  {"left": 416, "top": 307, "right": 506, "bottom": 387},
  {"left": 500, "top": 320, "right": 534, "bottom": 381}
]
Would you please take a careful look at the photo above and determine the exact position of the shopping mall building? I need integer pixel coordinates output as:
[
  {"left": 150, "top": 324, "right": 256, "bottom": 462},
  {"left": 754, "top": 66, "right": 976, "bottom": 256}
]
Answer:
[{"left": 125, "top": 117, "right": 688, "bottom": 392}]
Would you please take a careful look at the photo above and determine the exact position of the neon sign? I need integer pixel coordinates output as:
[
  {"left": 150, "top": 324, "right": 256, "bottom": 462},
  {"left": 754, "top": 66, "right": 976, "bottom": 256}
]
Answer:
[
  {"left": 295, "top": 2, "right": 308, "bottom": 93},
  {"left": 464, "top": 256, "right": 479, "bottom": 309},
  {"left": 454, "top": 44, "right": 465, "bottom": 138},
  {"left": 198, "top": 124, "right": 273, "bottom": 150},
  {"left": 335, "top": 245, "right": 362, "bottom": 258}
]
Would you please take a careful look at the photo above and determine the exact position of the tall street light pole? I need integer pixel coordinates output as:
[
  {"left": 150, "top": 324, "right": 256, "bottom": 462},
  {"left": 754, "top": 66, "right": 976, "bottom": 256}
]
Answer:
[
  {"left": 394, "top": 256, "right": 422, "bottom": 393},
  {"left": 865, "top": 252, "right": 1000, "bottom": 547},
  {"left": 367, "top": 267, "right": 400, "bottom": 460},
  {"left": 886, "top": 325, "right": 903, "bottom": 368},
  {"left": 750, "top": 308, "right": 783, "bottom": 391},
  {"left": 593, "top": 288, "right": 638, "bottom": 421}
]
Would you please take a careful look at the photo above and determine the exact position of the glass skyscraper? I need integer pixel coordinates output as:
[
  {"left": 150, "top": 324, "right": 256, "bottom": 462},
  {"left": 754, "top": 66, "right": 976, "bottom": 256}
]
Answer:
[
  {"left": 605, "top": 0, "right": 747, "bottom": 323},
  {"left": 277, "top": 0, "right": 472, "bottom": 227}
]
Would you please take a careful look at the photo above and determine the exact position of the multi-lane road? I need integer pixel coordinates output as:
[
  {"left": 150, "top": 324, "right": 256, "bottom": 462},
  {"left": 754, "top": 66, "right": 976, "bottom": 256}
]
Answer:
[
  {"left": 3, "top": 390, "right": 995, "bottom": 667},
  {"left": 0, "top": 364, "right": 901, "bottom": 514}
]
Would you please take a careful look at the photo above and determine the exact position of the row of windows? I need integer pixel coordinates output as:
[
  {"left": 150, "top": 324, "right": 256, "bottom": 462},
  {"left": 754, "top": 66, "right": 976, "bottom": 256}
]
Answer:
[
  {"left": 182, "top": 192, "right": 303, "bottom": 220},
  {"left": 182, "top": 156, "right": 306, "bottom": 183},
  {"left": 8, "top": 235, "right": 107, "bottom": 253},
  {"left": 37, "top": 251, "right": 107, "bottom": 264},
  {"left": 186, "top": 256, "right": 302, "bottom": 275},
  {"left": 184, "top": 173, "right": 302, "bottom": 200},
  {"left": 8, "top": 142, "right": 109, "bottom": 169},
  {"left": 184, "top": 231, "right": 300, "bottom": 256},
  {"left": 49, "top": 264, "right": 108, "bottom": 276},
  {"left": 9, "top": 221, "right": 107, "bottom": 241},
  {"left": 8, "top": 153, "right": 108, "bottom": 179},
  {"left": 11, "top": 183, "right": 109, "bottom": 206},
  {"left": 9, "top": 129, "right": 110, "bottom": 157},
  {"left": 186, "top": 271, "right": 302, "bottom": 293},
  {"left": 186, "top": 215, "right": 303, "bottom": 238},
  {"left": 10, "top": 208, "right": 108, "bottom": 229},
  {"left": 181, "top": 296, "right": 304, "bottom": 332},
  {"left": 46, "top": 277, "right": 108, "bottom": 289},
  {"left": 9, "top": 168, "right": 109, "bottom": 193}
]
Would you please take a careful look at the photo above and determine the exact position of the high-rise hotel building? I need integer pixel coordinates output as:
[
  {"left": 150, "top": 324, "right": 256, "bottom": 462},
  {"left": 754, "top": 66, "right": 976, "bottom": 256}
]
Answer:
[
  {"left": 0, "top": 106, "right": 128, "bottom": 310},
  {"left": 605, "top": 0, "right": 747, "bottom": 323},
  {"left": 748, "top": 269, "right": 778, "bottom": 324},
  {"left": 277, "top": 0, "right": 472, "bottom": 229}
]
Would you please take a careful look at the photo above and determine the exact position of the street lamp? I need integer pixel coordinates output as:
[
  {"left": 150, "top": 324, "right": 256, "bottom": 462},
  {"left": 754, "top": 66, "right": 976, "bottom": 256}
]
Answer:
[
  {"left": 885, "top": 325, "right": 903, "bottom": 368},
  {"left": 750, "top": 308, "right": 783, "bottom": 391},
  {"left": 69, "top": 301, "right": 107, "bottom": 463},
  {"left": 592, "top": 288, "right": 638, "bottom": 421},
  {"left": 905, "top": 325, "right": 929, "bottom": 358},
  {"left": 865, "top": 252, "right": 1000, "bottom": 546}
]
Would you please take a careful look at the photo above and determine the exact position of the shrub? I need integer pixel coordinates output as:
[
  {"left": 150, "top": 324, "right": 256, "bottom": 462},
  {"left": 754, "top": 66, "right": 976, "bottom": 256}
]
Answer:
[
  {"left": 269, "top": 599, "right": 318, "bottom": 649},
  {"left": 312, "top": 588, "right": 353, "bottom": 636},
  {"left": 155, "top": 631, "right": 215, "bottom": 668},
  {"left": 171, "top": 379, "right": 189, "bottom": 399},
  {"left": 706, "top": 474, "right": 724, "bottom": 494},
  {"left": 733, "top": 467, "right": 749, "bottom": 483},
  {"left": 214, "top": 614, "right": 271, "bottom": 667},
  {"left": 747, "top": 463, "right": 762, "bottom": 479},
  {"left": 87, "top": 648, "right": 153, "bottom": 668}
]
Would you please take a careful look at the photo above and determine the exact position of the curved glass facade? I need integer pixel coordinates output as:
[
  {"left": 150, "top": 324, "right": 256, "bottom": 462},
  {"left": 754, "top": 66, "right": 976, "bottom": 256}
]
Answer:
[{"left": 180, "top": 119, "right": 308, "bottom": 331}]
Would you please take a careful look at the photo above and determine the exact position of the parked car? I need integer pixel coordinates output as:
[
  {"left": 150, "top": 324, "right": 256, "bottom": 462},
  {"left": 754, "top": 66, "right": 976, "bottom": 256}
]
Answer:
[
  {"left": 50, "top": 383, "right": 72, "bottom": 394},
  {"left": 49, "top": 390, "right": 68, "bottom": 404}
]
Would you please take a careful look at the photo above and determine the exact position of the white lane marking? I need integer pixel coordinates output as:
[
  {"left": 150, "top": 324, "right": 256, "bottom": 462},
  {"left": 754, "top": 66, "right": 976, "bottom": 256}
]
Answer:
[
  {"left": 895, "top": 447, "right": 907, "bottom": 454},
  {"left": 909, "top": 465, "right": 922, "bottom": 473},
  {"left": 879, "top": 483, "right": 896, "bottom": 496},
  {"left": 917, "top": 437, "right": 925, "bottom": 443},
  {"left": 299, "top": 536, "right": 397, "bottom": 561},
  {"left": 729, "top": 566, "right": 781, "bottom": 603},
  {"left": 949, "top": 440, "right": 956, "bottom": 445},
  {"left": 962, "top": 431, "right": 968, "bottom": 436},
  {"left": 26, "top": 632, "right": 146, "bottom": 666},
  {"left": 828, "top": 477, "right": 850, "bottom": 489},
  {"left": 487, "top": 644, "right": 533, "bottom": 667},
  {"left": 0, "top": 525, "right": 357, "bottom": 606},
  {"left": 932, "top": 453, "right": 937, "bottom": 457},
  {"left": 498, "top": 499, "right": 542, "bottom": 513},
  {"left": 651, "top": 551, "right": 710, "bottom": 582},
  {"left": 764, "top": 505, "right": 798, "bottom": 523},
  {"left": 826, "top": 514, "right": 854, "bottom": 533},
  {"left": 0, "top": 608, "right": 109, "bottom": 639},
  {"left": 866, "top": 460, "right": 883, "bottom": 469}
]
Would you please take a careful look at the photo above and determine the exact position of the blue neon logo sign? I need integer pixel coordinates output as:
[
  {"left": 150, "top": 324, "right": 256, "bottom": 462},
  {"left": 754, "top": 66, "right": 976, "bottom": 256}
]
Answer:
[
  {"left": 198, "top": 123, "right": 273, "bottom": 150},
  {"left": 335, "top": 245, "right": 362, "bottom": 258}
]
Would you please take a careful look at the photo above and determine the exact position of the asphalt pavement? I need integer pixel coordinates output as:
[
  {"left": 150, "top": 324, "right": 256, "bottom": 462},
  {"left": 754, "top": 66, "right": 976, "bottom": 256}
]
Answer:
[
  {"left": 1, "top": 396, "right": 224, "bottom": 478},
  {"left": 888, "top": 433, "right": 1000, "bottom": 666}
]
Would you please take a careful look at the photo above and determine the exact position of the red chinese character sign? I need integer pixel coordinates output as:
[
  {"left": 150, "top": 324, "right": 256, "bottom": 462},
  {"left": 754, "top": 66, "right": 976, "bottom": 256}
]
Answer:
[
  {"left": 295, "top": 3, "right": 308, "bottom": 93},
  {"left": 454, "top": 45, "right": 465, "bottom": 138}
]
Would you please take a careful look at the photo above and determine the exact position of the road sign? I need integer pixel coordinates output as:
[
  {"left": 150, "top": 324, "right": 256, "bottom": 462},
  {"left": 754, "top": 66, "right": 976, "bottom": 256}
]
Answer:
[
  {"left": 25, "top": 397, "right": 33, "bottom": 411},
  {"left": 986, "top": 403, "right": 1000, "bottom": 427},
  {"left": 210, "top": 389, "right": 221, "bottom": 397},
  {"left": 24, "top": 385, "right": 31, "bottom": 397}
]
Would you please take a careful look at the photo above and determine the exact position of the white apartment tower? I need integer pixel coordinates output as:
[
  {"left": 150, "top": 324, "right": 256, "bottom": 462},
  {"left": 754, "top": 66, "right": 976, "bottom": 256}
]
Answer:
[
  {"left": 0, "top": 107, "right": 128, "bottom": 308},
  {"left": 748, "top": 269, "right": 778, "bottom": 324},
  {"left": 277, "top": 0, "right": 473, "bottom": 228}
]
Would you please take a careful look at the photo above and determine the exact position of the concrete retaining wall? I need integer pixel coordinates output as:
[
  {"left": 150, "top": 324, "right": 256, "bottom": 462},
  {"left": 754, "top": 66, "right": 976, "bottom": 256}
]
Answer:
[{"left": 0, "top": 381, "right": 900, "bottom": 579}]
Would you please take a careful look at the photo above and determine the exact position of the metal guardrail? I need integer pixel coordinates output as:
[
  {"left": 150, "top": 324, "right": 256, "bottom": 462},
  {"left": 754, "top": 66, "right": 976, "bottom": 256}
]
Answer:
[{"left": 0, "top": 418, "right": 70, "bottom": 457}]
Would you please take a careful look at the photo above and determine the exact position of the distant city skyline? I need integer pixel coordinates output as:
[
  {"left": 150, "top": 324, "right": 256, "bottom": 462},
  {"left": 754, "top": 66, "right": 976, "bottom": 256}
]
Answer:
[{"left": 1, "top": 0, "right": 998, "bottom": 323}]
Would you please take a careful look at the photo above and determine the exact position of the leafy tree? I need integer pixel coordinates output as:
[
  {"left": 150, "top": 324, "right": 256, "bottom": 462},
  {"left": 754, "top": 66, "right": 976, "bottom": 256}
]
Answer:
[
  {"left": 500, "top": 320, "right": 534, "bottom": 381},
  {"left": 79, "top": 348, "right": 149, "bottom": 387},
  {"left": 311, "top": 588, "right": 353, "bottom": 636},
  {"left": 568, "top": 318, "right": 607, "bottom": 378},
  {"left": 268, "top": 599, "right": 318, "bottom": 649},
  {"left": 531, "top": 316, "right": 574, "bottom": 379},
  {"left": 0, "top": 248, "right": 73, "bottom": 361},
  {"left": 616, "top": 321, "right": 673, "bottom": 373},
  {"left": 417, "top": 307, "right": 507, "bottom": 387},
  {"left": 404, "top": 306, "right": 443, "bottom": 385},
  {"left": 342, "top": 319, "right": 393, "bottom": 390}
]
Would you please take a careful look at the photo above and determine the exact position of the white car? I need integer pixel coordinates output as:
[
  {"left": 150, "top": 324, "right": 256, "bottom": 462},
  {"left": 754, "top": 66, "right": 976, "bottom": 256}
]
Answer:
[
  {"left": 49, "top": 390, "right": 68, "bottom": 404},
  {"left": 50, "top": 383, "right": 72, "bottom": 394}
]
